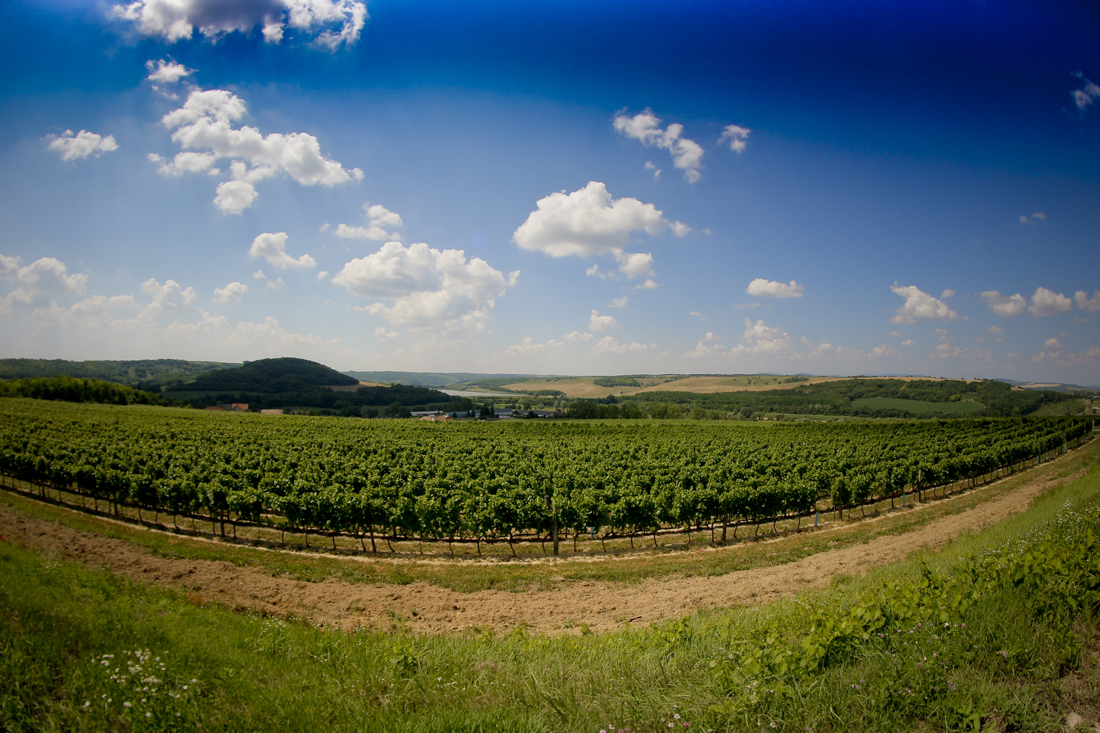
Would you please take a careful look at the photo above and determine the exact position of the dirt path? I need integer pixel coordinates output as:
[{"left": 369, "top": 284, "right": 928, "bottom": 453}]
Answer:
[{"left": 0, "top": 454, "right": 1089, "bottom": 635}]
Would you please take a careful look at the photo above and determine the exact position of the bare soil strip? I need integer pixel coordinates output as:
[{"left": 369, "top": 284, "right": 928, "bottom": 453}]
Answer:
[{"left": 0, "top": 451, "right": 1089, "bottom": 636}]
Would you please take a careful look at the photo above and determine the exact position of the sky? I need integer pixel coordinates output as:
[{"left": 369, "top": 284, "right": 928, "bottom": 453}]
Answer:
[{"left": 1, "top": 0, "right": 1099, "bottom": 383}]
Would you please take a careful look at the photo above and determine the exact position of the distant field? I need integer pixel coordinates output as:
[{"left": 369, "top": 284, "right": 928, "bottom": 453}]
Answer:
[
  {"left": 632, "top": 375, "right": 838, "bottom": 394},
  {"left": 851, "top": 397, "right": 985, "bottom": 414},
  {"left": 502, "top": 375, "right": 680, "bottom": 397},
  {"left": 501, "top": 374, "right": 974, "bottom": 398}
]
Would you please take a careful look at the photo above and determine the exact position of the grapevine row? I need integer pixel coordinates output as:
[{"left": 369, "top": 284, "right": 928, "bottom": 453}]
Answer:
[{"left": 0, "top": 399, "right": 1091, "bottom": 553}]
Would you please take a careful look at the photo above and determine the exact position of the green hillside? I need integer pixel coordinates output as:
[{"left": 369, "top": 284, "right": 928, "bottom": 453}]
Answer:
[
  {"left": 0, "top": 358, "right": 236, "bottom": 389},
  {"left": 171, "top": 357, "right": 358, "bottom": 393}
]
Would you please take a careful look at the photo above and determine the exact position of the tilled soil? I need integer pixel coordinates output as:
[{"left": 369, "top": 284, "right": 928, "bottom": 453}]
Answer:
[{"left": 0, "top": 457, "right": 1085, "bottom": 635}]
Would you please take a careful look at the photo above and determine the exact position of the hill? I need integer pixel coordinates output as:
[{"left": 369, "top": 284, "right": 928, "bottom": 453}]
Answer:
[
  {"left": 171, "top": 357, "right": 358, "bottom": 393},
  {"left": 620, "top": 377, "right": 1077, "bottom": 418},
  {"left": 0, "top": 358, "right": 237, "bottom": 390}
]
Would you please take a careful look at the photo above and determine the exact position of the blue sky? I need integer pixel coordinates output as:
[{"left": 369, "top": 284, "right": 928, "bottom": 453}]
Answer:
[{"left": 1, "top": 0, "right": 1099, "bottom": 382}]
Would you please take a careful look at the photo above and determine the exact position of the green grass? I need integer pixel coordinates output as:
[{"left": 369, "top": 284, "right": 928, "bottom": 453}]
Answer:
[
  {"left": 3, "top": 442, "right": 1100, "bottom": 731},
  {"left": 851, "top": 396, "right": 986, "bottom": 414}
]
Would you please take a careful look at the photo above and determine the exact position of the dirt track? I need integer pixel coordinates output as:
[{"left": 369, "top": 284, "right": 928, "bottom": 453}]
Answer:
[{"left": 0, "top": 451, "right": 1090, "bottom": 635}]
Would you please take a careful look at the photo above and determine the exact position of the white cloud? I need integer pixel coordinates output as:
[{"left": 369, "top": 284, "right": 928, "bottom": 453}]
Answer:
[
  {"left": 746, "top": 278, "right": 804, "bottom": 299},
  {"left": 249, "top": 232, "right": 317, "bottom": 269},
  {"left": 504, "top": 337, "right": 563, "bottom": 357},
  {"left": 736, "top": 317, "right": 792, "bottom": 354},
  {"left": 1020, "top": 212, "right": 1046, "bottom": 224},
  {"left": 870, "top": 345, "right": 901, "bottom": 359},
  {"left": 989, "top": 325, "right": 1004, "bottom": 335},
  {"left": 145, "top": 58, "right": 192, "bottom": 84},
  {"left": 267, "top": 277, "right": 285, "bottom": 290},
  {"left": 718, "top": 124, "right": 751, "bottom": 153},
  {"left": 940, "top": 289, "right": 955, "bottom": 299},
  {"left": 1044, "top": 337, "right": 1062, "bottom": 350},
  {"left": 109, "top": 0, "right": 367, "bottom": 51},
  {"left": 592, "top": 336, "right": 655, "bottom": 354},
  {"left": 564, "top": 330, "right": 594, "bottom": 342},
  {"left": 635, "top": 278, "right": 658, "bottom": 290},
  {"left": 140, "top": 278, "right": 196, "bottom": 317},
  {"left": 513, "top": 181, "right": 668, "bottom": 258},
  {"left": 252, "top": 269, "right": 267, "bottom": 280},
  {"left": 609, "top": 296, "right": 629, "bottom": 309},
  {"left": 316, "top": 270, "right": 329, "bottom": 280},
  {"left": 614, "top": 251, "right": 654, "bottom": 280},
  {"left": 1072, "top": 72, "right": 1100, "bottom": 113},
  {"left": 1028, "top": 286, "right": 1072, "bottom": 317},
  {"left": 589, "top": 310, "right": 618, "bottom": 331},
  {"left": 149, "top": 151, "right": 220, "bottom": 177},
  {"left": 900, "top": 338, "right": 914, "bottom": 346},
  {"left": 980, "top": 290, "right": 1026, "bottom": 317},
  {"left": 334, "top": 202, "right": 404, "bottom": 241},
  {"left": 46, "top": 130, "right": 118, "bottom": 161},
  {"left": 213, "top": 281, "right": 248, "bottom": 303},
  {"left": 1, "top": 256, "right": 88, "bottom": 306},
  {"left": 158, "top": 88, "right": 362, "bottom": 213},
  {"left": 612, "top": 109, "right": 704, "bottom": 183},
  {"left": 332, "top": 241, "right": 517, "bottom": 332},
  {"left": 670, "top": 221, "right": 692, "bottom": 237},
  {"left": 374, "top": 326, "right": 400, "bottom": 339},
  {"left": 644, "top": 161, "right": 661, "bottom": 179},
  {"left": 1074, "top": 290, "right": 1100, "bottom": 313},
  {"left": 890, "top": 284, "right": 957, "bottom": 324}
]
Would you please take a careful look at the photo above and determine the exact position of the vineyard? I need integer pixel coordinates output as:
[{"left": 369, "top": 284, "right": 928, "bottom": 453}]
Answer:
[{"left": 0, "top": 398, "right": 1092, "bottom": 555}]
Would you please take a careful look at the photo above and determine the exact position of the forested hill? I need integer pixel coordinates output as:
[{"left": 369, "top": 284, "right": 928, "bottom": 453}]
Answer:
[
  {"left": 0, "top": 358, "right": 236, "bottom": 389},
  {"left": 167, "top": 357, "right": 359, "bottom": 393},
  {"left": 623, "top": 378, "right": 1078, "bottom": 417}
]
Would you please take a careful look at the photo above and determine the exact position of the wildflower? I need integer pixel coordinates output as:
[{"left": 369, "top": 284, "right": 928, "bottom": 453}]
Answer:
[{"left": 123, "top": 702, "right": 131, "bottom": 708}]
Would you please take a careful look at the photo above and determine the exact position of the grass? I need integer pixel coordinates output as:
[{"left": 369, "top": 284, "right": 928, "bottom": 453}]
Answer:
[
  {"left": 851, "top": 397, "right": 986, "bottom": 414},
  {"left": 3, "top": 440, "right": 1100, "bottom": 731},
  {"left": 4, "top": 439, "right": 1093, "bottom": 593}
]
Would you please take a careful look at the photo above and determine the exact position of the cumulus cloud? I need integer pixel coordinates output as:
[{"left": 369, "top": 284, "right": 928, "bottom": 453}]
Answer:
[
  {"left": 1072, "top": 71, "right": 1100, "bottom": 113},
  {"left": 504, "top": 337, "right": 563, "bottom": 357},
  {"left": 109, "top": 0, "right": 367, "bottom": 51},
  {"left": 157, "top": 88, "right": 362, "bottom": 213},
  {"left": 980, "top": 290, "right": 1026, "bottom": 317},
  {"left": 140, "top": 278, "right": 196, "bottom": 317},
  {"left": 1044, "top": 337, "right": 1062, "bottom": 350},
  {"left": 729, "top": 318, "right": 794, "bottom": 355},
  {"left": 332, "top": 241, "right": 518, "bottom": 332},
  {"left": 46, "top": 130, "right": 118, "bottom": 161},
  {"left": 334, "top": 202, "right": 404, "bottom": 241},
  {"left": 0, "top": 256, "right": 88, "bottom": 306},
  {"left": 614, "top": 251, "right": 654, "bottom": 280},
  {"left": 146, "top": 58, "right": 193, "bottom": 83},
  {"left": 718, "top": 124, "right": 751, "bottom": 153},
  {"left": 564, "top": 330, "right": 594, "bottom": 342},
  {"left": 1075, "top": 290, "right": 1100, "bottom": 313},
  {"left": 612, "top": 109, "right": 704, "bottom": 183},
  {"left": 249, "top": 232, "right": 317, "bottom": 269},
  {"left": 589, "top": 310, "right": 618, "bottom": 331},
  {"left": 1019, "top": 212, "right": 1046, "bottom": 224},
  {"left": 1028, "top": 287, "right": 1072, "bottom": 317},
  {"left": 669, "top": 221, "right": 692, "bottom": 237},
  {"left": 374, "top": 326, "right": 400, "bottom": 339},
  {"left": 890, "top": 284, "right": 957, "bottom": 324},
  {"left": 513, "top": 181, "right": 668, "bottom": 258},
  {"left": 609, "top": 296, "right": 629, "bottom": 308},
  {"left": 635, "top": 278, "right": 658, "bottom": 290},
  {"left": 213, "top": 281, "right": 248, "bottom": 303},
  {"left": 644, "top": 161, "right": 661, "bottom": 179},
  {"left": 592, "top": 336, "right": 655, "bottom": 354},
  {"left": 746, "top": 278, "right": 804, "bottom": 299}
]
